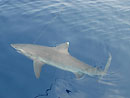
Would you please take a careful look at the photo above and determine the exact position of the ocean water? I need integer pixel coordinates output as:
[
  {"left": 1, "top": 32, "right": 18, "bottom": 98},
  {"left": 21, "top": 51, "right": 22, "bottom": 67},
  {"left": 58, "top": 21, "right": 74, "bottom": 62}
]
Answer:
[{"left": 0, "top": 0, "right": 130, "bottom": 98}]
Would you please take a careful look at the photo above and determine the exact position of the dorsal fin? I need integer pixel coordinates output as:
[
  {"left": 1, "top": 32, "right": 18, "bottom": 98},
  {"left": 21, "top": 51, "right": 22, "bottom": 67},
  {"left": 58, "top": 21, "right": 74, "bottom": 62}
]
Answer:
[{"left": 55, "top": 42, "right": 69, "bottom": 54}]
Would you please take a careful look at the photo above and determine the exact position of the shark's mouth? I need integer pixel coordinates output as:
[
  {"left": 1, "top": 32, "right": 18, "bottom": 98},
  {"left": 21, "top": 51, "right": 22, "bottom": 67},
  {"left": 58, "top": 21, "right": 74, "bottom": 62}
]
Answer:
[
  {"left": 16, "top": 49, "right": 34, "bottom": 59},
  {"left": 16, "top": 49, "right": 25, "bottom": 54}
]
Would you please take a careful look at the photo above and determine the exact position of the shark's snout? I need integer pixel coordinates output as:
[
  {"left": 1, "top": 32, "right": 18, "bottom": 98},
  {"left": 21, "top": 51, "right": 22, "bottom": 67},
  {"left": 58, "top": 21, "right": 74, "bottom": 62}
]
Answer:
[
  {"left": 11, "top": 44, "right": 22, "bottom": 49},
  {"left": 11, "top": 44, "right": 30, "bottom": 56},
  {"left": 11, "top": 44, "right": 20, "bottom": 50},
  {"left": 11, "top": 44, "right": 16, "bottom": 48},
  {"left": 11, "top": 44, "right": 24, "bottom": 53}
]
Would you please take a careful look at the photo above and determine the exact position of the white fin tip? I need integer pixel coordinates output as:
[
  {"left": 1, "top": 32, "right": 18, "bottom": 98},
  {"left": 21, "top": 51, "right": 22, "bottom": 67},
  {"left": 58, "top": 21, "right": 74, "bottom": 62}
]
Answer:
[{"left": 66, "top": 42, "right": 69, "bottom": 45}]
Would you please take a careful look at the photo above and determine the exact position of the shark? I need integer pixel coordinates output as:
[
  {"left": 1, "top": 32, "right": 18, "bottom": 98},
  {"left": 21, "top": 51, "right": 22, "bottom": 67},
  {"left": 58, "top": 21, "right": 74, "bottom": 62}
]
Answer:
[{"left": 11, "top": 42, "right": 112, "bottom": 79}]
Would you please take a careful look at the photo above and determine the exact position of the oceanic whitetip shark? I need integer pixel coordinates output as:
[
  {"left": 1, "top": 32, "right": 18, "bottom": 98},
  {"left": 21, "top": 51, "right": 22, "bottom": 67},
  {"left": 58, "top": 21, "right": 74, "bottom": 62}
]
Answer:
[{"left": 11, "top": 42, "right": 112, "bottom": 79}]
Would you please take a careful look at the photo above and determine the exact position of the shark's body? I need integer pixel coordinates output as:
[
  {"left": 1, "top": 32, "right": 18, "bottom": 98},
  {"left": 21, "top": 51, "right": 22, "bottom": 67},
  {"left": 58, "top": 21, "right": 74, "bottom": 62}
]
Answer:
[{"left": 11, "top": 42, "right": 112, "bottom": 79}]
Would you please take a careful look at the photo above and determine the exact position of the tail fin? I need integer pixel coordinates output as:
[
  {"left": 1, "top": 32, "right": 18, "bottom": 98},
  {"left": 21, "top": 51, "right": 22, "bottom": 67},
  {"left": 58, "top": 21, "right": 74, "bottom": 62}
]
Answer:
[
  {"left": 101, "top": 53, "right": 112, "bottom": 78},
  {"left": 104, "top": 53, "right": 112, "bottom": 75}
]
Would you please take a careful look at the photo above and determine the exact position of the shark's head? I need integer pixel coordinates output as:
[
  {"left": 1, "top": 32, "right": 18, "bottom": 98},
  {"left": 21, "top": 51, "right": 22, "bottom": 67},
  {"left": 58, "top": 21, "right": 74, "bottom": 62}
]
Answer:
[
  {"left": 11, "top": 44, "right": 35, "bottom": 59},
  {"left": 11, "top": 44, "right": 25, "bottom": 52}
]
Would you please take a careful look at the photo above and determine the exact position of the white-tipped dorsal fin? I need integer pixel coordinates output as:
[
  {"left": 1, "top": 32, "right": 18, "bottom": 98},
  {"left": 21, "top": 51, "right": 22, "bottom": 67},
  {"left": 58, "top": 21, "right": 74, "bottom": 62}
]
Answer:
[
  {"left": 55, "top": 42, "right": 69, "bottom": 54},
  {"left": 33, "top": 60, "right": 45, "bottom": 79}
]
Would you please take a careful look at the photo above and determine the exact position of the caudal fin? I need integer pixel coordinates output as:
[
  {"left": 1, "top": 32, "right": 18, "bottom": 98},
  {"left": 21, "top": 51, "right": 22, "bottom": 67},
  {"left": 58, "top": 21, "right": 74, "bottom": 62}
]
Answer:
[
  {"left": 104, "top": 53, "right": 112, "bottom": 75},
  {"left": 101, "top": 53, "right": 112, "bottom": 78}
]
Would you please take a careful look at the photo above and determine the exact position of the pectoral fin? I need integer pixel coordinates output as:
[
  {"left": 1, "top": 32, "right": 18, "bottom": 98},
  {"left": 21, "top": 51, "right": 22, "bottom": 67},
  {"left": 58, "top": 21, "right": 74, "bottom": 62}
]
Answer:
[
  {"left": 33, "top": 60, "right": 45, "bottom": 79},
  {"left": 75, "top": 72, "right": 85, "bottom": 79}
]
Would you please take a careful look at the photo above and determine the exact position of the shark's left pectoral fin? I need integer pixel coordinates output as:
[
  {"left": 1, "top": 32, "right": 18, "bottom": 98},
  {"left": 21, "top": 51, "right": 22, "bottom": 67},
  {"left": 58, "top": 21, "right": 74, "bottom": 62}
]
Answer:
[
  {"left": 33, "top": 60, "right": 45, "bottom": 79},
  {"left": 75, "top": 72, "right": 85, "bottom": 79}
]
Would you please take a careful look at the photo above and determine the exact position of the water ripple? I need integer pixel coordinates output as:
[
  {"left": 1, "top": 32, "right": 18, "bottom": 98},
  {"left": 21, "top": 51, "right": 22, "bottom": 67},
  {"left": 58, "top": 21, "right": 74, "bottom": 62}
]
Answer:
[{"left": 0, "top": 0, "right": 130, "bottom": 43}]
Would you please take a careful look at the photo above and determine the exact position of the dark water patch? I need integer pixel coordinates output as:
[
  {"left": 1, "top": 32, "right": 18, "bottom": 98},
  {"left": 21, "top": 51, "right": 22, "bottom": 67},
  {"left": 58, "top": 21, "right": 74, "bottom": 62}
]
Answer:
[
  {"left": 66, "top": 89, "right": 71, "bottom": 94},
  {"left": 34, "top": 83, "right": 53, "bottom": 98}
]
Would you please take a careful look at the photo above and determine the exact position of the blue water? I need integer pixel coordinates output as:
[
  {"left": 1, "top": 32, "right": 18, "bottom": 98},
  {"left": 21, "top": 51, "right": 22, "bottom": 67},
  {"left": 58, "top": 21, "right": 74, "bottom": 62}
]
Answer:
[{"left": 0, "top": 0, "right": 130, "bottom": 98}]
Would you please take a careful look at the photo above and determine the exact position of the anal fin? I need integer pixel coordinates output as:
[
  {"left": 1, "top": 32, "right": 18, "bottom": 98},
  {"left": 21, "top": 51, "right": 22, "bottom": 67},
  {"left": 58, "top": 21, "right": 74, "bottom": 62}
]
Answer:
[
  {"left": 75, "top": 72, "right": 85, "bottom": 79},
  {"left": 33, "top": 60, "right": 45, "bottom": 79}
]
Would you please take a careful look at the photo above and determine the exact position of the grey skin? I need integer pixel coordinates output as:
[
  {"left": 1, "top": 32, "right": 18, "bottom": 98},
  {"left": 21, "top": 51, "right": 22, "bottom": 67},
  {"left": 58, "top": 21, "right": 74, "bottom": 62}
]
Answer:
[{"left": 11, "top": 42, "right": 112, "bottom": 79}]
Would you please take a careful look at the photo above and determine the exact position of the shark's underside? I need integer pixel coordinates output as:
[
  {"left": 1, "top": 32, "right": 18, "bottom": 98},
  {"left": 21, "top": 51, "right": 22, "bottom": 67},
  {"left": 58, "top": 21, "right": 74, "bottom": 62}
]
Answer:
[{"left": 11, "top": 42, "right": 112, "bottom": 79}]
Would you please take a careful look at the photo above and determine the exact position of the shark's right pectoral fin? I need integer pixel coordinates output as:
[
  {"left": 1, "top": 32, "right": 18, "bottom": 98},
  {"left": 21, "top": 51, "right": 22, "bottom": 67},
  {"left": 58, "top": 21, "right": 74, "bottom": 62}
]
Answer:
[{"left": 33, "top": 60, "right": 45, "bottom": 79}]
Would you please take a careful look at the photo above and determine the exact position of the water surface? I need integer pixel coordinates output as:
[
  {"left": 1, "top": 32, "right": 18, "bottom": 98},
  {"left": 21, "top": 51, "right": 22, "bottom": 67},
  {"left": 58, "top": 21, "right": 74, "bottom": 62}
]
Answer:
[{"left": 0, "top": 0, "right": 130, "bottom": 98}]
